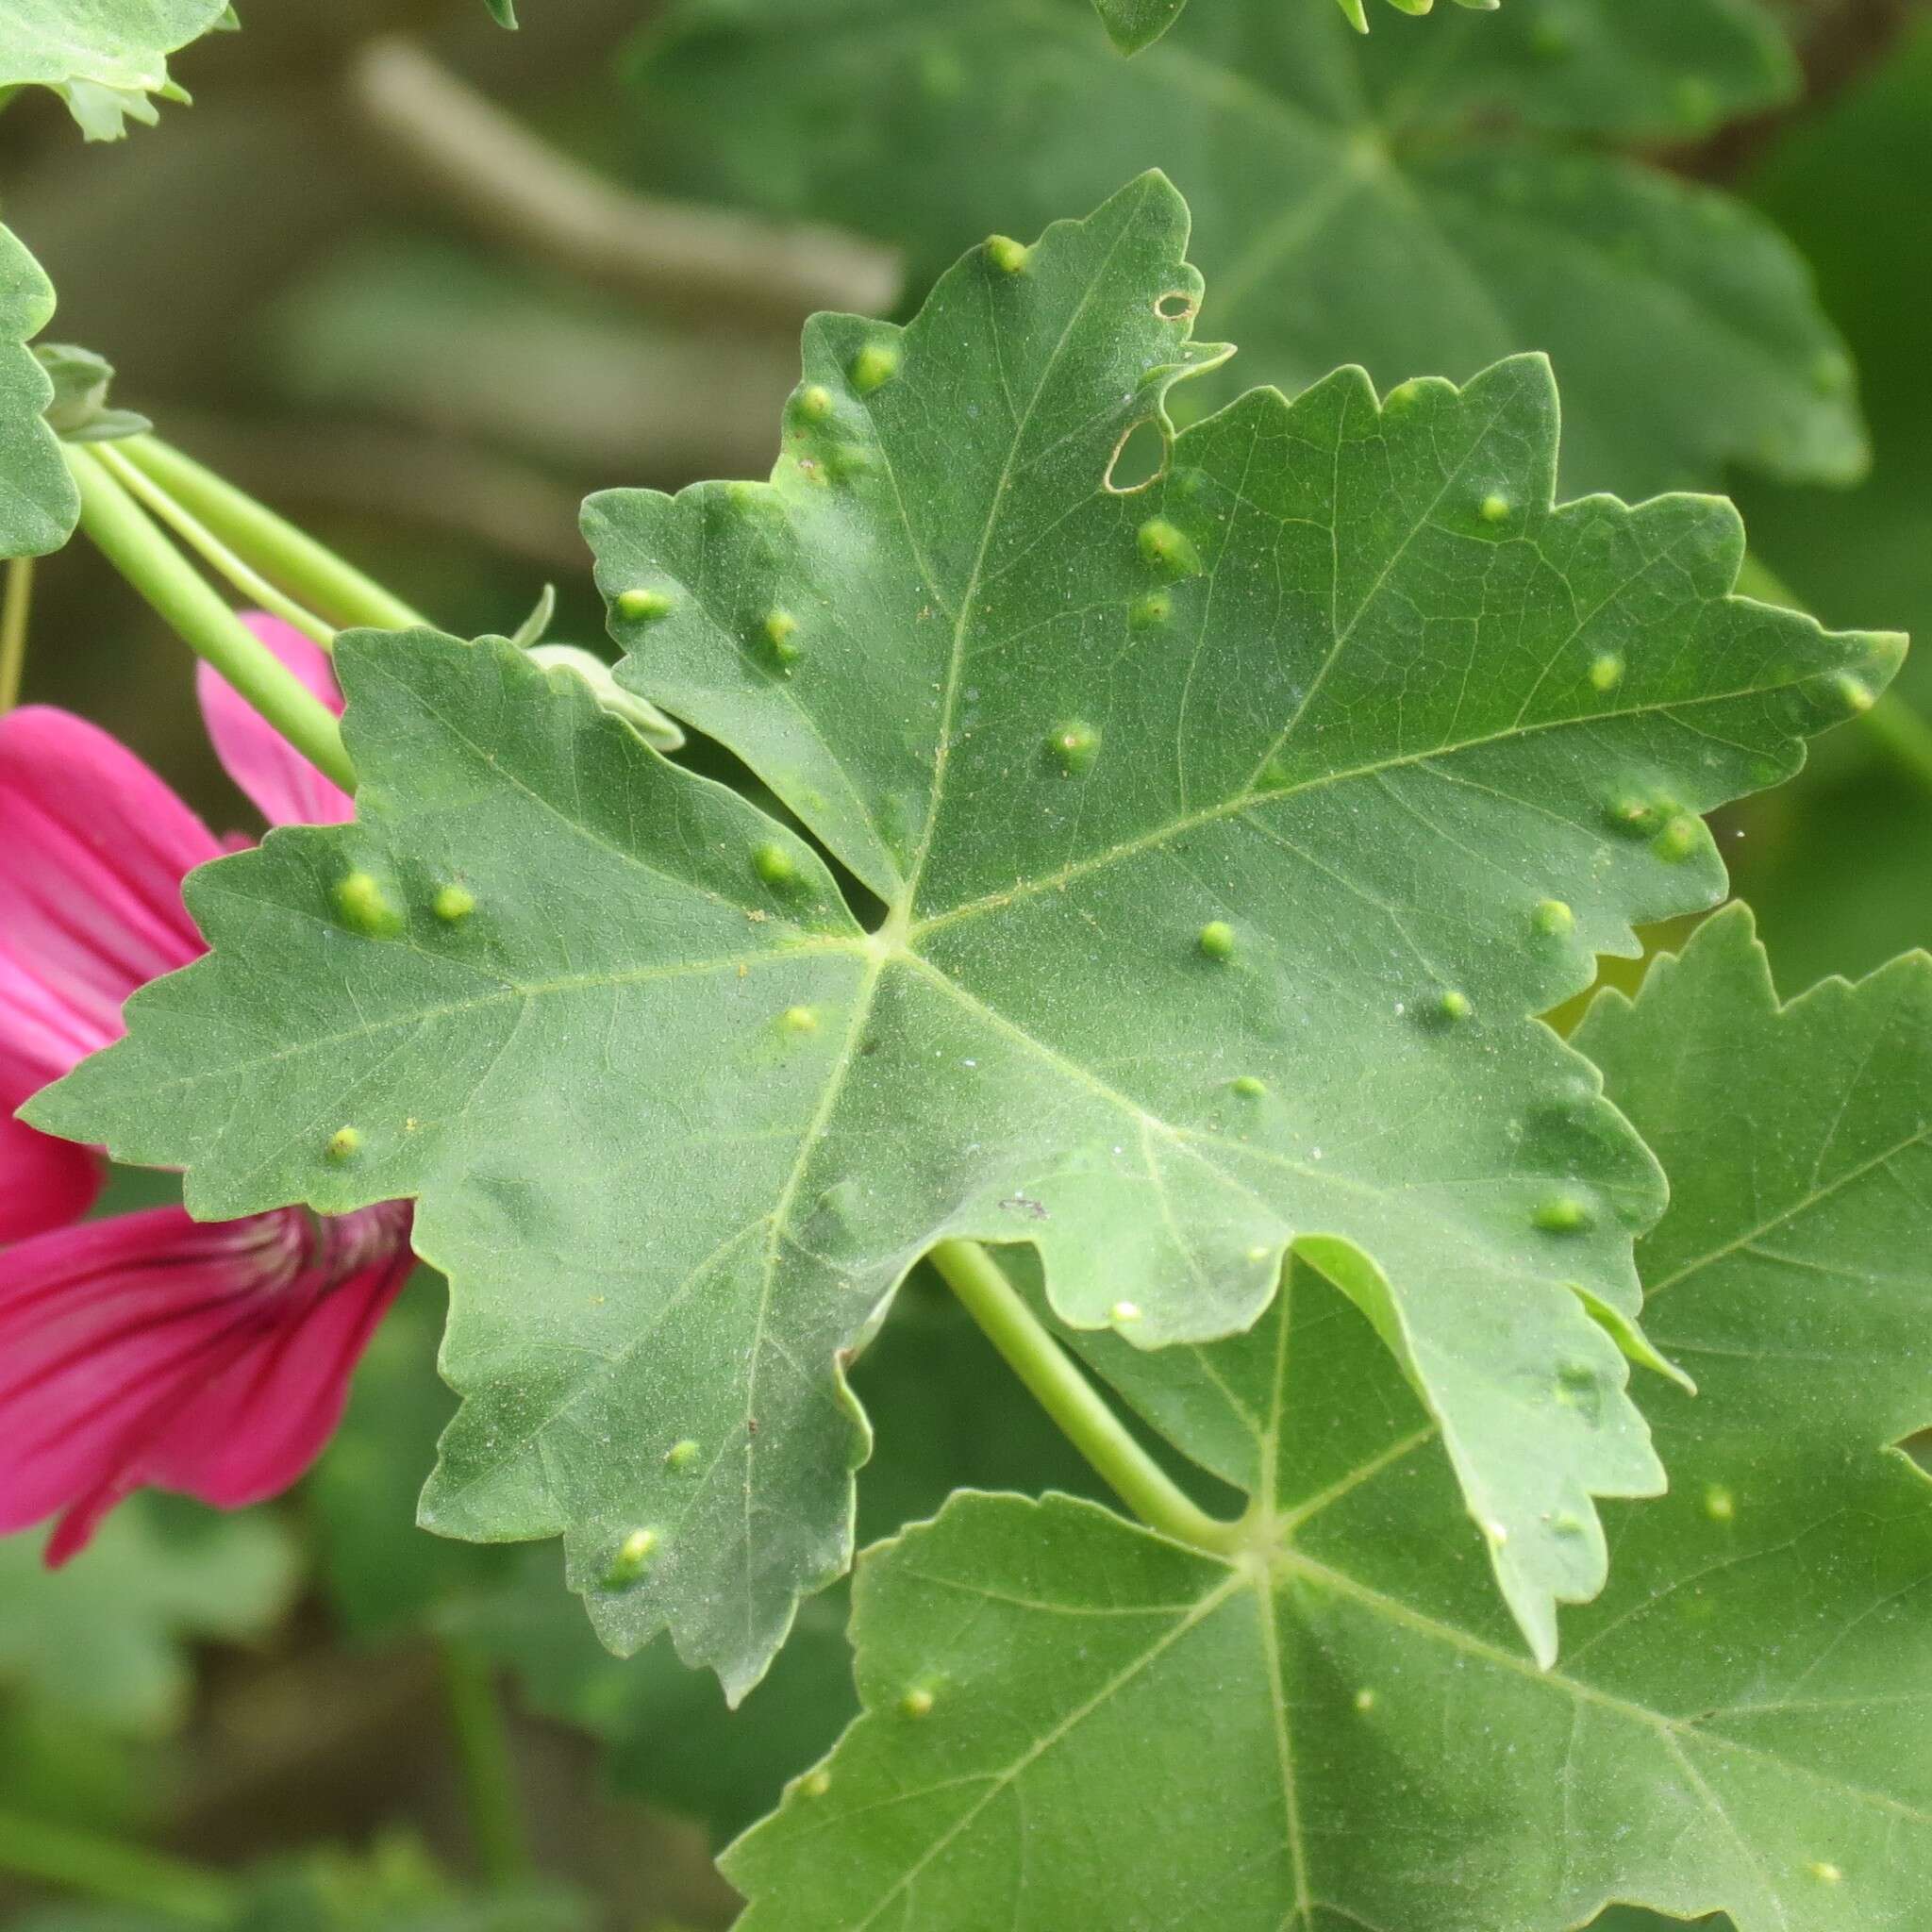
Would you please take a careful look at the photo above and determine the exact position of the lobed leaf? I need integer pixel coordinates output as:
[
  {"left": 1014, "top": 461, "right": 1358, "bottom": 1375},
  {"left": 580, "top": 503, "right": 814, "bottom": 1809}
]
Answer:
[
  {"left": 0, "top": 227, "right": 82, "bottom": 562},
  {"left": 626, "top": 0, "right": 1842, "bottom": 498},
  {"left": 34, "top": 177, "right": 1896, "bottom": 1698},
  {"left": 0, "top": 0, "right": 232, "bottom": 139},
  {"left": 728, "top": 908, "right": 1932, "bottom": 1929}
]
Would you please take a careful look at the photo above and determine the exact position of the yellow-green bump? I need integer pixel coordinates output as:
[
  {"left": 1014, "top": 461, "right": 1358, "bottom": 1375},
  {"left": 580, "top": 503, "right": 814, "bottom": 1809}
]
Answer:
[
  {"left": 616, "top": 588, "right": 675, "bottom": 623},
  {"left": 1478, "top": 492, "right": 1510, "bottom": 525},
  {"left": 899, "top": 1687, "right": 935, "bottom": 1719},
  {"left": 796, "top": 383, "right": 834, "bottom": 423},
  {"left": 1131, "top": 591, "right": 1171, "bottom": 626},
  {"left": 851, "top": 343, "right": 899, "bottom": 394},
  {"left": 781, "top": 1006, "right": 820, "bottom": 1036},
  {"left": 1137, "top": 517, "right": 1202, "bottom": 576},
  {"left": 986, "top": 234, "right": 1029, "bottom": 275},
  {"left": 605, "top": 1528, "right": 658, "bottom": 1589},
  {"left": 1655, "top": 814, "right": 1702, "bottom": 863},
  {"left": 326, "top": 1126, "right": 361, "bottom": 1164},
  {"left": 665, "top": 1439, "right": 699, "bottom": 1471},
  {"left": 753, "top": 841, "right": 797, "bottom": 887},
  {"left": 1233, "top": 1074, "right": 1267, "bottom": 1098},
  {"left": 1607, "top": 792, "right": 1658, "bottom": 838},
  {"left": 1197, "top": 921, "right": 1236, "bottom": 961},
  {"left": 432, "top": 884, "right": 475, "bottom": 925},
  {"left": 764, "top": 608, "right": 802, "bottom": 662},
  {"left": 1704, "top": 1485, "right": 1736, "bottom": 1524},
  {"left": 1437, "top": 989, "right": 1473, "bottom": 1024},
  {"left": 1834, "top": 671, "right": 1875, "bottom": 715},
  {"left": 1049, "top": 722, "right": 1100, "bottom": 775},
  {"left": 1588, "top": 652, "right": 1624, "bottom": 693},
  {"left": 800, "top": 1770, "right": 832, "bottom": 1799},
  {"left": 1533, "top": 898, "right": 1574, "bottom": 937},
  {"left": 1533, "top": 1194, "right": 1593, "bottom": 1235},
  {"left": 334, "top": 871, "right": 402, "bottom": 938}
]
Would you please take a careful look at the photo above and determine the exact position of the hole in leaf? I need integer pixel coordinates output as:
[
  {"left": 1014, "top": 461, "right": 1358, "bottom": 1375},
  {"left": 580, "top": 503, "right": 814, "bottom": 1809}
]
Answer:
[
  {"left": 1155, "top": 290, "right": 1197, "bottom": 322},
  {"left": 1104, "top": 419, "right": 1168, "bottom": 494}
]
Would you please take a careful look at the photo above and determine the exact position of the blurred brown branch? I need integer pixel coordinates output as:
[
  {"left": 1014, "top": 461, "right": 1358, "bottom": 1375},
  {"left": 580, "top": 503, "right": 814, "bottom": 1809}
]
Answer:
[{"left": 346, "top": 35, "right": 903, "bottom": 334}]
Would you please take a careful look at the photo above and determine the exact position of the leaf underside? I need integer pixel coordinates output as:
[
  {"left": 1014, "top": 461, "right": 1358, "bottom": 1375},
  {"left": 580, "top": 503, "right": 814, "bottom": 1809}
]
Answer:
[
  {"left": 727, "top": 907, "right": 1932, "bottom": 1931},
  {"left": 36, "top": 175, "right": 1896, "bottom": 1700},
  {"left": 0, "top": 0, "right": 232, "bottom": 138},
  {"left": 629, "top": 0, "right": 1848, "bottom": 498},
  {"left": 0, "top": 227, "right": 82, "bottom": 561}
]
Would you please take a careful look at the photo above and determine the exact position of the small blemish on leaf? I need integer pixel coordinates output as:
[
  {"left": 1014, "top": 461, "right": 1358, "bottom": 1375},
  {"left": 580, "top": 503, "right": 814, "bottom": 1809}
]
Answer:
[
  {"left": 616, "top": 588, "right": 675, "bottom": 622},
  {"left": 1233, "top": 1075, "right": 1266, "bottom": 1098},
  {"left": 1807, "top": 1861, "right": 1843, "bottom": 1886},
  {"left": 1704, "top": 1485, "right": 1736, "bottom": 1523},
  {"left": 781, "top": 1006, "right": 820, "bottom": 1036},
  {"left": 1048, "top": 722, "right": 1100, "bottom": 775},
  {"left": 986, "top": 234, "right": 1029, "bottom": 275},
  {"left": 1197, "top": 920, "right": 1236, "bottom": 961},
  {"left": 1478, "top": 493, "right": 1510, "bottom": 525},
  {"left": 1533, "top": 898, "right": 1574, "bottom": 937},
  {"left": 764, "top": 608, "right": 802, "bottom": 662},
  {"left": 1435, "top": 989, "right": 1473, "bottom": 1024},
  {"left": 851, "top": 343, "right": 899, "bottom": 394},
  {"left": 754, "top": 842, "right": 797, "bottom": 887},
  {"left": 1607, "top": 792, "right": 1659, "bottom": 837},
  {"left": 1132, "top": 591, "right": 1171, "bottom": 626},
  {"left": 899, "top": 1687, "right": 936, "bottom": 1719},
  {"left": 334, "top": 871, "right": 402, "bottom": 938},
  {"left": 1589, "top": 652, "right": 1624, "bottom": 693},
  {"left": 1136, "top": 517, "right": 1202, "bottom": 576},
  {"left": 1654, "top": 814, "right": 1702, "bottom": 863},
  {"left": 1110, "top": 1300, "right": 1142, "bottom": 1324},
  {"left": 801, "top": 1769, "right": 832, "bottom": 1799},
  {"left": 1534, "top": 1194, "right": 1593, "bottom": 1235},
  {"left": 432, "top": 884, "right": 475, "bottom": 924},
  {"left": 1834, "top": 671, "right": 1875, "bottom": 715},
  {"left": 1353, "top": 1688, "right": 1376, "bottom": 1712},
  {"left": 605, "top": 1528, "right": 658, "bottom": 1588},
  {"left": 325, "top": 1126, "right": 361, "bottom": 1163},
  {"left": 796, "top": 383, "right": 834, "bottom": 423},
  {"left": 666, "top": 1439, "right": 699, "bottom": 1471}
]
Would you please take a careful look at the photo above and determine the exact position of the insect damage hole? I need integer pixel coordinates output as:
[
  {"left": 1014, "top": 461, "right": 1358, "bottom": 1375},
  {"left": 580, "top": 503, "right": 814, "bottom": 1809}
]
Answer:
[
  {"left": 1154, "top": 289, "right": 1197, "bottom": 322},
  {"left": 1105, "top": 418, "right": 1168, "bottom": 494}
]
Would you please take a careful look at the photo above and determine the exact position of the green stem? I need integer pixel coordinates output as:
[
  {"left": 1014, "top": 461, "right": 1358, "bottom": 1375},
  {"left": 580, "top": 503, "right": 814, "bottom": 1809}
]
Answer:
[
  {"left": 64, "top": 445, "right": 357, "bottom": 794},
  {"left": 438, "top": 1638, "right": 533, "bottom": 1887},
  {"left": 929, "top": 1238, "right": 1241, "bottom": 1555},
  {"left": 0, "top": 1807, "right": 239, "bottom": 1924},
  {"left": 115, "top": 436, "right": 431, "bottom": 634},
  {"left": 92, "top": 441, "right": 337, "bottom": 652},
  {"left": 0, "top": 556, "right": 31, "bottom": 712}
]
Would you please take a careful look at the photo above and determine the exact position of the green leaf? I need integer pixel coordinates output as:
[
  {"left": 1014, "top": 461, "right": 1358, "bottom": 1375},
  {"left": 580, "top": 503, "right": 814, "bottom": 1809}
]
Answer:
[
  {"left": 452, "top": 1281, "right": 1111, "bottom": 1841},
  {"left": 36, "top": 343, "right": 152, "bottom": 445},
  {"left": 35, "top": 177, "right": 1896, "bottom": 1698},
  {"left": 0, "top": 0, "right": 232, "bottom": 139},
  {"left": 0, "top": 227, "right": 81, "bottom": 561},
  {"left": 484, "top": 0, "right": 519, "bottom": 25},
  {"left": 0, "top": 1500, "right": 298, "bottom": 1737},
  {"left": 727, "top": 908, "right": 1932, "bottom": 1927},
  {"left": 625, "top": 0, "right": 1845, "bottom": 497}
]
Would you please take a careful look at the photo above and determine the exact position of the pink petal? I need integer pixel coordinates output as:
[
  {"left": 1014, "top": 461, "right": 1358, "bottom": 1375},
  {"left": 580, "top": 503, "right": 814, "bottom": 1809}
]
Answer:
[
  {"left": 198, "top": 616, "right": 352, "bottom": 829},
  {"left": 0, "top": 1113, "right": 101, "bottom": 1243},
  {"left": 0, "top": 1200, "right": 413, "bottom": 1559},
  {"left": 0, "top": 709, "right": 219, "bottom": 1056}
]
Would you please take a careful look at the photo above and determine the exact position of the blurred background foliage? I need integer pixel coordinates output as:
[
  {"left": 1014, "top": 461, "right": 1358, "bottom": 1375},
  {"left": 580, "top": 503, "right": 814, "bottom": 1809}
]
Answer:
[{"left": 0, "top": 0, "right": 1926, "bottom": 1924}]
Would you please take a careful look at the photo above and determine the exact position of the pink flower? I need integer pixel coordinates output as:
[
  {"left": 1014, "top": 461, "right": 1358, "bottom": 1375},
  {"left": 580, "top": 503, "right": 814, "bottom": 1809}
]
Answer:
[{"left": 0, "top": 617, "right": 415, "bottom": 1561}]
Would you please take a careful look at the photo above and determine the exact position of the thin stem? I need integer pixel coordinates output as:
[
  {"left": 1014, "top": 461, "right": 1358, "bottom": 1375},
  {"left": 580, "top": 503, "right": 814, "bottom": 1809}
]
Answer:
[
  {"left": 0, "top": 1807, "right": 239, "bottom": 1924},
  {"left": 64, "top": 446, "right": 357, "bottom": 794},
  {"left": 0, "top": 556, "right": 32, "bottom": 712},
  {"left": 346, "top": 36, "right": 901, "bottom": 331},
  {"left": 438, "top": 1638, "right": 534, "bottom": 1888},
  {"left": 92, "top": 441, "right": 337, "bottom": 652},
  {"left": 115, "top": 436, "right": 430, "bottom": 633},
  {"left": 928, "top": 1238, "right": 1241, "bottom": 1556}
]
